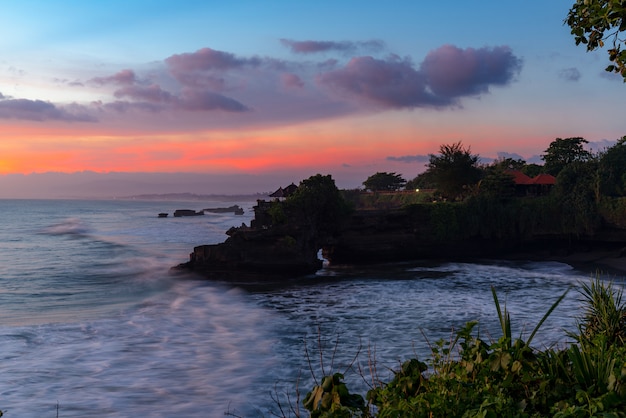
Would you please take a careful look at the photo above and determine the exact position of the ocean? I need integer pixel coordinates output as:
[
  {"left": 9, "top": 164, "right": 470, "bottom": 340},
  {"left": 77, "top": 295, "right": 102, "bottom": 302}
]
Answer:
[{"left": 0, "top": 198, "right": 622, "bottom": 417}]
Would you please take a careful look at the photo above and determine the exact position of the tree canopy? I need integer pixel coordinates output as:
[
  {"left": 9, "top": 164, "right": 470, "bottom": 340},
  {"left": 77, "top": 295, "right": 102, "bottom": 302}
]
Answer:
[
  {"left": 425, "top": 142, "right": 482, "bottom": 200},
  {"left": 541, "top": 137, "right": 593, "bottom": 176},
  {"left": 363, "top": 172, "right": 407, "bottom": 192},
  {"left": 598, "top": 136, "right": 626, "bottom": 196},
  {"left": 566, "top": 0, "right": 626, "bottom": 81},
  {"left": 285, "top": 174, "right": 348, "bottom": 235}
]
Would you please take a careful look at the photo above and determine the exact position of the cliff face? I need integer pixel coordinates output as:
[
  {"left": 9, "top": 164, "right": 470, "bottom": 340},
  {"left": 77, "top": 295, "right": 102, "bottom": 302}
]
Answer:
[
  {"left": 177, "top": 201, "right": 626, "bottom": 281},
  {"left": 182, "top": 224, "right": 323, "bottom": 280},
  {"left": 324, "top": 206, "right": 626, "bottom": 265},
  {"left": 322, "top": 208, "right": 509, "bottom": 264}
]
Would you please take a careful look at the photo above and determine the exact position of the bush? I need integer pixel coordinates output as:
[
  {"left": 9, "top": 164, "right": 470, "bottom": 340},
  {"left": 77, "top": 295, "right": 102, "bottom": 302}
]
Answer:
[{"left": 298, "top": 280, "right": 626, "bottom": 417}]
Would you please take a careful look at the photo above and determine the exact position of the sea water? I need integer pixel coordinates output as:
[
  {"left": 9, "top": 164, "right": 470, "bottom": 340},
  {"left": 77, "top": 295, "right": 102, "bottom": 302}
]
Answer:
[{"left": 0, "top": 198, "right": 622, "bottom": 417}]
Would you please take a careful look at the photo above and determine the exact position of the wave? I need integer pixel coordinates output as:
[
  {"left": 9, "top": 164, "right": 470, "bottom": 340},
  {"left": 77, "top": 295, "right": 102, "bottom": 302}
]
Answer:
[{"left": 40, "top": 218, "right": 91, "bottom": 238}]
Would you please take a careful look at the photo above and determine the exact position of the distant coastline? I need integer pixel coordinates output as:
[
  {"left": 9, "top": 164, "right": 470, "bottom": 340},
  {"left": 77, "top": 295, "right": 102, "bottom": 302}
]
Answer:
[{"left": 115, "top": 192, "right": 270, "bottom": 201}]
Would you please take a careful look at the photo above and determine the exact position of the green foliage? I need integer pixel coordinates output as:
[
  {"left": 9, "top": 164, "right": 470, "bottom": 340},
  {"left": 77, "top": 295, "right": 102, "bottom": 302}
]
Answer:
[
  {"left": 425, "top": 141, "right": 482, "bottom": 201},
  {"left": 598, "top": 196, "right": 626, "bottom": 228},
  {"left": 429, "top": 202, "right": 461, "bottom": 241},
  {"left": 554, "top": 160, "right": 602, "bottom": 235},
  {"left": 522, "top": 163, "right": 544, "bottom": 178},
  {"left": 566, "top": 0, "right": 626, "bottom": 81},
  {"left": 268, "top": 200, "right": 288, "bottom": 225},
  {"left": 343, "top": 190, "right": 433, "bottom": 210},
  {"left": 489, "top": 156, "right": 528, "bottom": 172},
  {"left": 421, "top": 195, "right": 575, "bottom": 242},
  {"left": 542, "top": 137, "right": 593, "bottom": 176},
  {"left": 303, "top": 373, "right": 368, "bottom": 418},
  {"left": 406, "top": 170, "right": 438, "bottom": 191},
  {"left": 362, "top": 172, "right": 407, "bottom": 192},
  {"left": 296, "top": 281, "right": 626, "bottom": 417},
  {"left": 572, "top": 278, "right": 626, "bottom": 347},
  {"left": 478, "top": 169, "right": 516, "bottom": 199},
  {"left": 365, "top": 287, "right": 571, "bottom": 417},
  {"left": 284, "top": 174, "right": 350, "bottom": 235},
  {"left": 599, "top": 137, "right": 626, "bottom": 197}
]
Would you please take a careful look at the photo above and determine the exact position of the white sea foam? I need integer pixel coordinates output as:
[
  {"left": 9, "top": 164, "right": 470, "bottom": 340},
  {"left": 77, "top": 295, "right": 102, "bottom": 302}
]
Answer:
[{"left": 0, "top": 199, "right": 623, "bottom": 416}]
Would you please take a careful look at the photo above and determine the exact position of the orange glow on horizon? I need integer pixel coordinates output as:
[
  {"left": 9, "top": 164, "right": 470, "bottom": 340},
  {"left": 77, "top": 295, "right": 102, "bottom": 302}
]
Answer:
[{"left": 0, "top": 114, "right": 559, "bottom": 176}]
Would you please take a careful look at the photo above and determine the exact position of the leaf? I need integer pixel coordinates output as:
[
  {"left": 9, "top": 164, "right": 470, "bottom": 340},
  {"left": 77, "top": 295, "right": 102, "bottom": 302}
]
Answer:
[
  {"left": 500, "top": 352, "right": 512, "bottom": 369},
  {"left": 527, "top": 287, "right": 570, "bottom": 347}
]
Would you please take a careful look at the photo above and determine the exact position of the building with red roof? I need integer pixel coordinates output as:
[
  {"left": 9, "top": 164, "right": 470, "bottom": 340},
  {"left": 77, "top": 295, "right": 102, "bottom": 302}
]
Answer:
[{"left": 507, "top": 170, "right": 556, "bottom": 196}]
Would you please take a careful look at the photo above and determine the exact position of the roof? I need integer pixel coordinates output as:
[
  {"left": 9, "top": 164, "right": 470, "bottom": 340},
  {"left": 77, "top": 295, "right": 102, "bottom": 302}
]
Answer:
[
  {"left": 507, "top": 170, "right": 533, "bottom": 185},
  {"left": 269, "top": 187, "right": 285, "bottom": 197},
  {"left": 506, "top": 170, "right": 556, "bottom": 186},
  {"left": 530, "top": 173, "right": 556, "bottom": 185},
  {"left": 269, "top": 183, "right": 299, "bottom": 198}
]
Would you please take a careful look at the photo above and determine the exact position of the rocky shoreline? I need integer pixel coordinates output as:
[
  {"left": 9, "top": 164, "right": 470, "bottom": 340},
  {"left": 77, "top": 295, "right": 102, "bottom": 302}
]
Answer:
[
  {"left": 501, "top": 246, "right": 626, "bottom": 277},
  {"left": 175, "top": 200, "right": 626, "bottom": 281}
]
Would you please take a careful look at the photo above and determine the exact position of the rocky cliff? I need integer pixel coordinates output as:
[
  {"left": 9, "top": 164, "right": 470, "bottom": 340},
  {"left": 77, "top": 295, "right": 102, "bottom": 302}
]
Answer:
[{"left": 177, "top": 200, "right": 626, "bottom": 281}]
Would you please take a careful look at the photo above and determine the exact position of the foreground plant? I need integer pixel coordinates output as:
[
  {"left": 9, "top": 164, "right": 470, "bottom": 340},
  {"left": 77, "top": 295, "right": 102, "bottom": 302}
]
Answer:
[{"left": 300, "top": 279, "right": 626, "bottom": 417}]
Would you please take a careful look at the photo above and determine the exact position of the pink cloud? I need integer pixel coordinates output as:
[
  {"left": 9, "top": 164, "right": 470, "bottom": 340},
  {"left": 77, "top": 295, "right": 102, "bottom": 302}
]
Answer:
[
  {"left": 113, "top": 84, "right": 174, "bottom": 104},
  {"left": 90, "top": 69, "right": 137, "bottom": 86},
  {"left": 178, "top": 89, "right": 250, "bottom": 112},
  {"left": 281, "top": 73, "right": 305, "bottom": 89},
  {"left": 166, "top": 48, "right": 261, "bottom": 74},
  {"left": 280, "top": 39, "right": 384, "bottom": 54},
  {"left": 420, "top": 45, "right": 522, "bottom": 98},
  {"left": 318, "top": 45, "right": 522, "bottom": 108},
  {"left": 0, "top": 95, "right": 96, "bottom": 122},
  {"left": 317, "top": 56, "right": 440, "bottom": 108},
  {"left": 100, "top": 100, "right": 163, "bottom": 113},
  {"left": 6, "top": 42, "right": 523, "bottom": 126}
]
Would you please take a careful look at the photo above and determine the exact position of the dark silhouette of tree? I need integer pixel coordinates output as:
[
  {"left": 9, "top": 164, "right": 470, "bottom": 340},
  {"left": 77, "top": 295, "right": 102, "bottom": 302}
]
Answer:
[
  {"left": 285, "top": 174, "right": 348, "bottom": 235},
  {"left": 566, "top": 0, "right": 626, "bottom": 81},
  {"left": 598, "top": 136, "right": 626, "bottom": 197},
  {"left": 522, "top": 163, "right": 544, "bottom": 178},
  {"left": 554, "top": 160, "right": 601, "bottom": 234},
  {"left": 426, "top": 141, "right": 482, "bottom": 200},
  {"left": 405, "top": 170, "right": 437, "bottom": 191},
  {"left": 541, "top": 137, "right": 593, "bottom": 176},
  {"left": 363, "top": 172, "right": 407, "bottom": 192},
  {"left": 478, "top": 170, "right": 516, "bottom": 199},
  {"left": 489, "top": 157, "right": 527, "bottom": 172}
]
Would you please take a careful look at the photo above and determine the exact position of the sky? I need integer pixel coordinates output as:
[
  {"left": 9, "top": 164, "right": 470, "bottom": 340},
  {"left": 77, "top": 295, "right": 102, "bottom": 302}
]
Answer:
[{"left": 1, "top": 0, "right": 625, "bottom": 197}]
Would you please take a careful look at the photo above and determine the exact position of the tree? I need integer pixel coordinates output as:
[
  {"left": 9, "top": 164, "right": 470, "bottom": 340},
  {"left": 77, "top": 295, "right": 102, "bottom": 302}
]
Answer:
[
  {"left": 489, "top": 156, "right": 527, "bottom": 172},
  {"left": 405, "top": 170, "right": 437, "bottom": 191},
  {"left": 285, "top": 174, "right": 348, "bottom": 236},
  {"left": 362, "top": 172, "right": 406, "bottom": 192},
  {"left": 521, "top": 163, "right": 544, "bottom": 178},
  {"left": 566, "top": 0, "right": 626, "bottom": 81},
  {"left": 426, "top": 142, "right": 482, "bottom": 200},
  {"left": 554, "top": 160, "right": 601, "bottom": 234},
  {"left": 541, "top": 137, "right": 593, "bottom": 176},
  {"left": 598, "top": 136, "right": 626, "bottom": 196},
  {"left": 478, "top": 170, "right": 516, "bottom": 199}
]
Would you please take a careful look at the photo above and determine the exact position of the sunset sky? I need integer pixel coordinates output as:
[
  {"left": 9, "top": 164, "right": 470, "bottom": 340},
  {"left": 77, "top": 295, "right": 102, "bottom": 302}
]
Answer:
[{"left": 1, "top": 0, "right": 625, "bottom": 197}]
